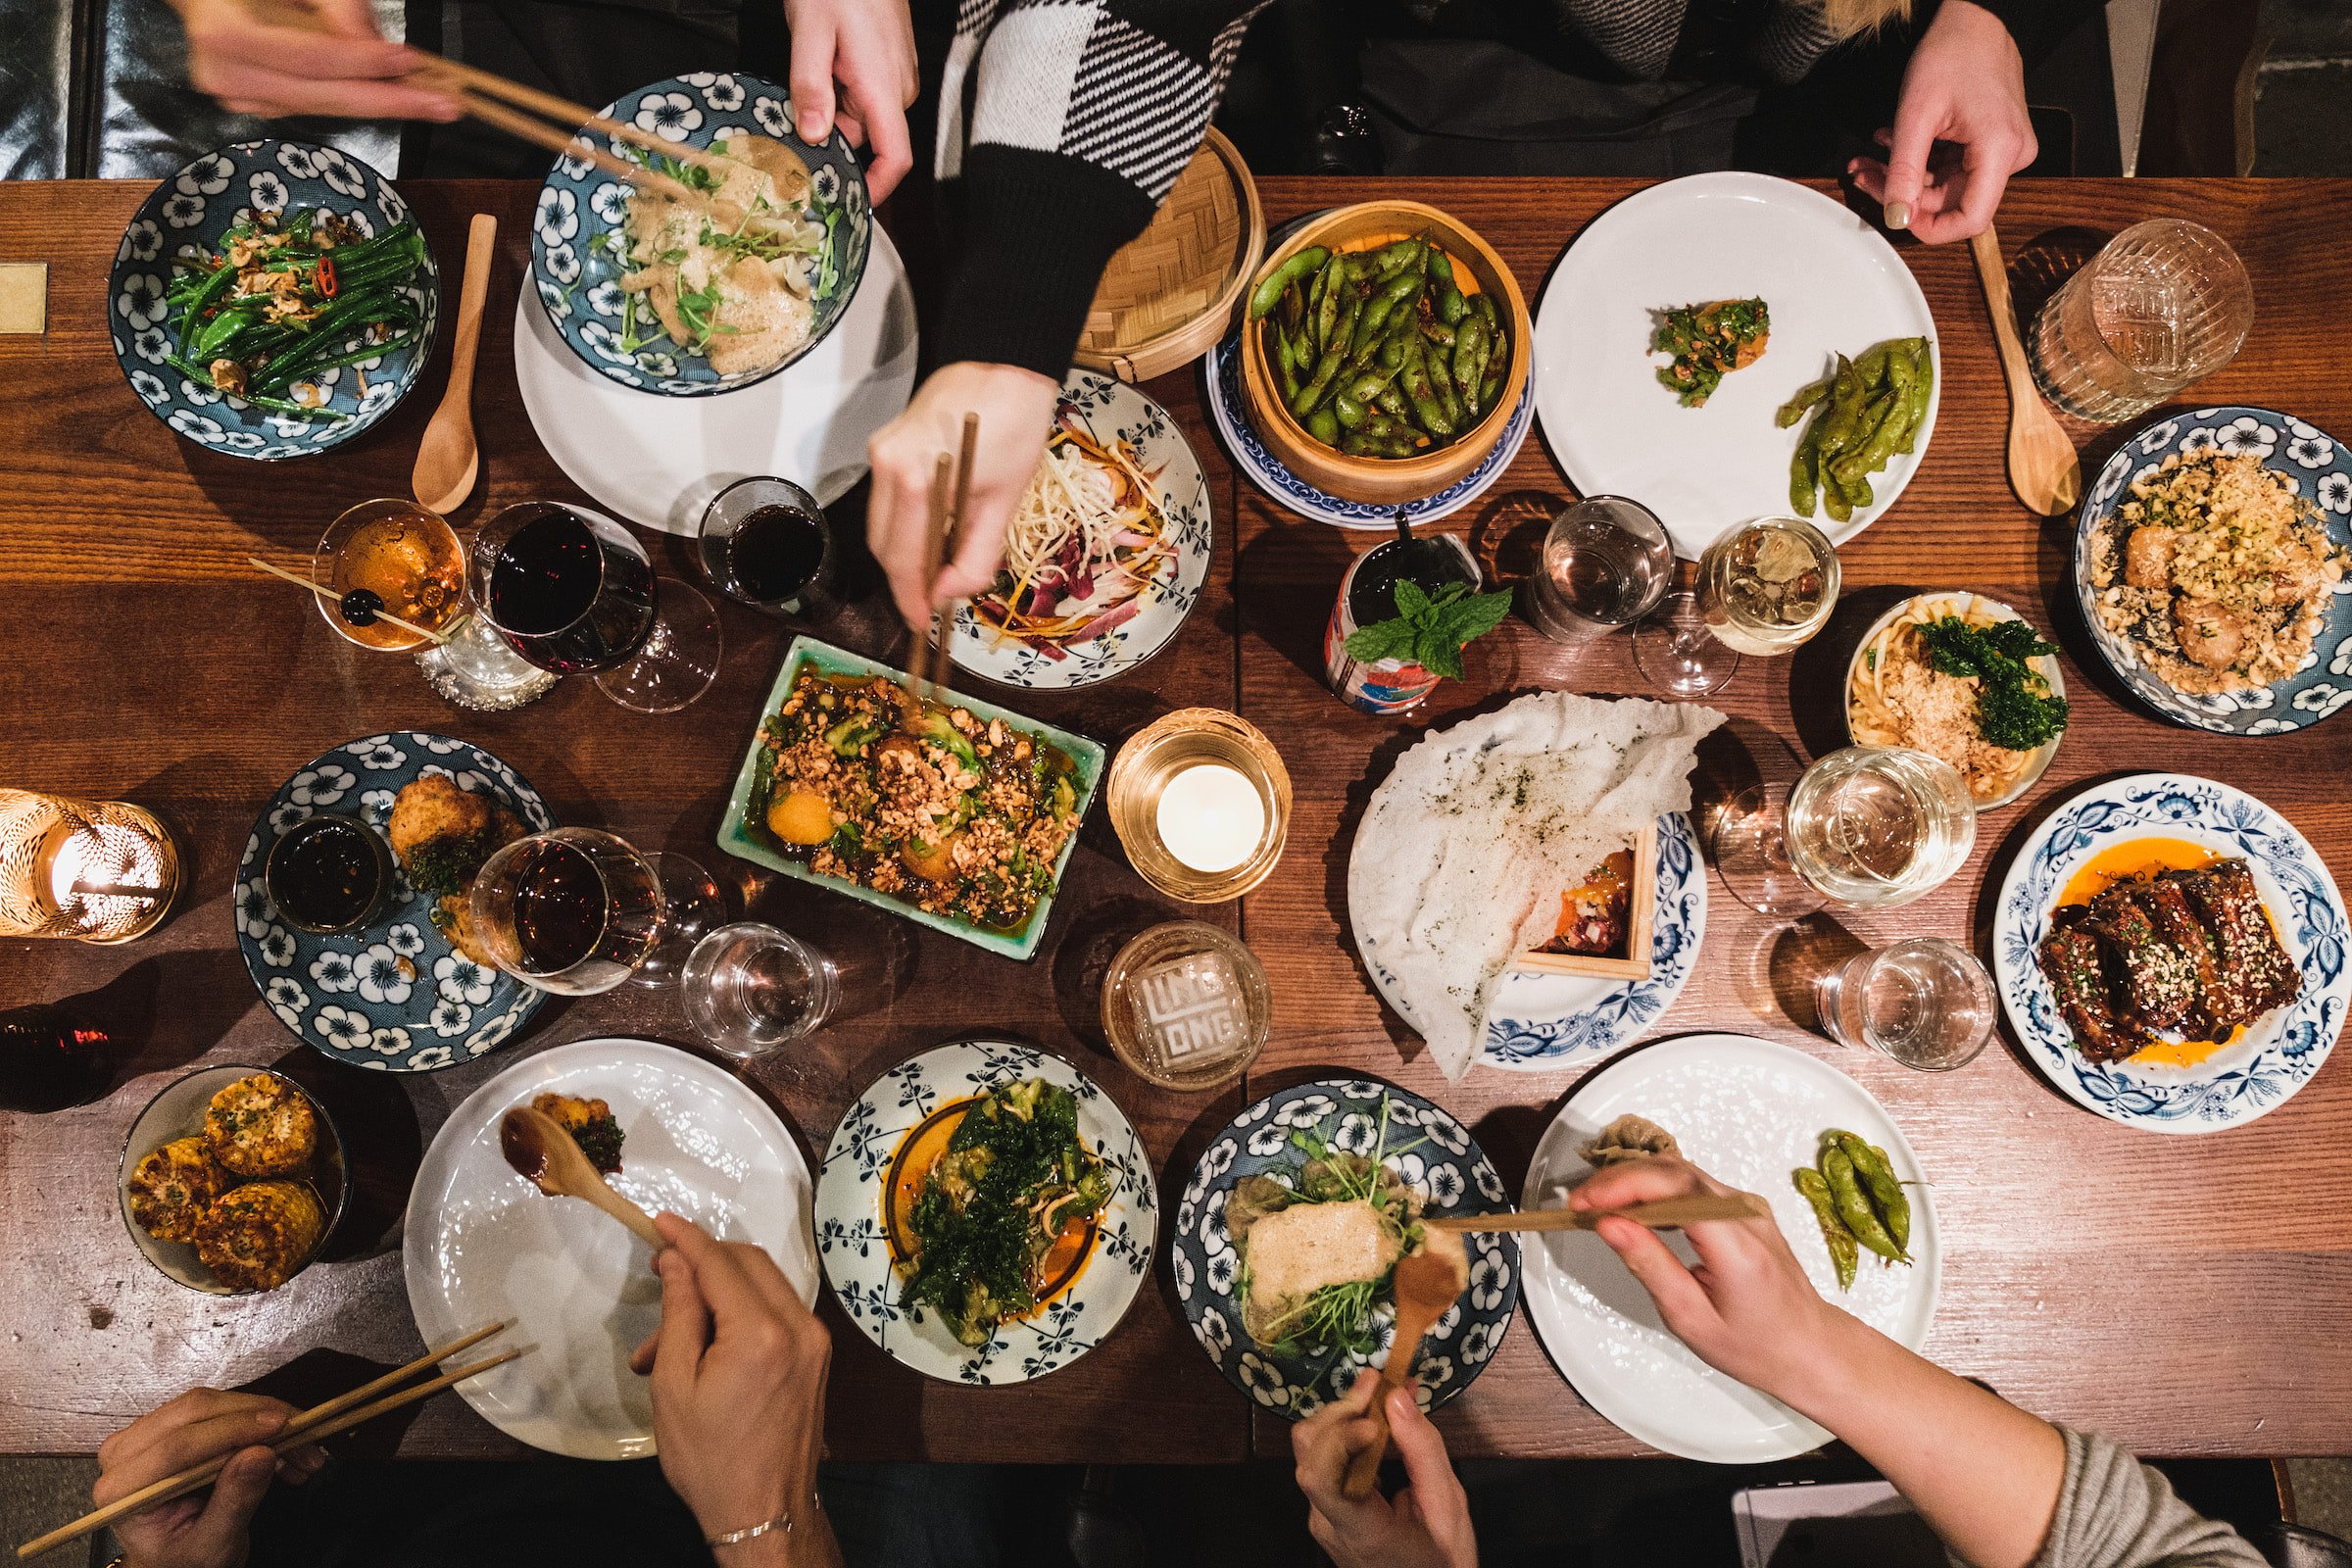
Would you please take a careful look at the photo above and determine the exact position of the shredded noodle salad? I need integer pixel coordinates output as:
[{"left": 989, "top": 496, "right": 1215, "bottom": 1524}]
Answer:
[{"left": 976, "top": 417, "right": 1176, "bottom": 656}]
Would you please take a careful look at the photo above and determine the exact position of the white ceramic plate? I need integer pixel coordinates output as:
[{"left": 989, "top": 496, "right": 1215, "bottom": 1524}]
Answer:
[
  {"left": 1992, "top": 773, "right": 2349, "bottom": 1132},
  {"left": 1532, "top": 172, "right": 1938, "bottom": 560},
  {"left": 513, "top": 222, "right": 917, "bottom": 535},
  {"left": 947, "top": 369, "right": 1211, "bottom": 690},
  {"left": 1519, "top": 1033, "right": 1940, "bottom": 1463},
  {"left": 813, "top": 1041, "right": 1156, "bottom": 1385},
  {"left": 1841, "top": 592, "right": 2066, "bottom": 810},
  {"left": 403, "top": 1038, "right": 817, "bottom": 1458},
  {"left": 1351, "top": 813, "right": 1706, "bottom": 1072}
]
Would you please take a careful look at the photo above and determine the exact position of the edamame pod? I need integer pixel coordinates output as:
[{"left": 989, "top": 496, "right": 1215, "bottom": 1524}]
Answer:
[
  {"left": 1792, "top": 1168, "right": 1860, "bottom": 1292},
  {"left": 1334, "top": 390, "right": 1369, "bottom": 430},
  {"left": 1306, "top": 405, "right": 1342, "bottom": 446},
  {"left": 1311, "top": 257, "right": 1346, "bottom": 356},
  {"left": 1776, "top": 376, "right": 1833, "bottom": 428},
  {"left": 1401, "top": 334, "right": 1456, "bottom": 439},
  {"left": 1421, "top": 318, "right": 1456, "bottom": 348},
  {"left": 1249, "top": 246, "right": 1329, "bottom": 319},
  {"left": 1822, "top": 1146, "right": 1906, "bottom": 1263},
  {"left": 1830, "top": 1132, "right": 1911, "bottom": 1253}
]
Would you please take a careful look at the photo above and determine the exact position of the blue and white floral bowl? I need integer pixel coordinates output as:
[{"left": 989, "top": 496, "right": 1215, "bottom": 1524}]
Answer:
[
  {"left": 2075, "top": 406, "right": 2352, "bottom": 734},
  {"left": 529, "top": 73, "right": 870, "bottom": 397},
  {"left": 109, "top": 140, "right": 439, "bottom": 460},
  {"left": 1993, "top": 773, "right": 2348, "bottom": 1132},
  {"left": 233, "top": 734, "right": 552, "bottom": 1072},
  {"left": 1172, "top": 1078, "right": 1518, "bottom": 1420},
  {"left": 1354, "top": 814, "right": 1704, "bottom": 1072},
  {"left": 948, "top": 369, "right": 1212, "bottom": 690},
  {"left": 813, "top": 1041, "right": 1157, "bottom": 1385}
]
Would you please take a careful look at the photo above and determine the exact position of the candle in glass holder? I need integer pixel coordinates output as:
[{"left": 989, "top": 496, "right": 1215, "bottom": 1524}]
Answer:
[
  {"left": 1155, "top": 762, "right": 1266, "bottom": 874},
  {"left": 0, "top": 790, "right": 181, "bottom": 943}
]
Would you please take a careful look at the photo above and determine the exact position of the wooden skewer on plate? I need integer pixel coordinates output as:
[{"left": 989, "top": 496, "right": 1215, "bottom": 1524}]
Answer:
[
  {"left": 15, "top": 1324, "right": 517, "bottom": 1560},
  {"left": 1425, "top": 1193, "right": 1770, "bottom": 1235},
  {"left": 248, "top": 556, "right": 449, "bottom": 646}
]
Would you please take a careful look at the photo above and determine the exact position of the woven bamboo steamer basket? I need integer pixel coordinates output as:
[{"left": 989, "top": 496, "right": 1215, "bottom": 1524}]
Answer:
[
  {"left": 1074, "top": 127, "right": 1263, "bottom": 382},
  {"left": 1238, "top": 200, "right": 1530, "bottom": 506}
]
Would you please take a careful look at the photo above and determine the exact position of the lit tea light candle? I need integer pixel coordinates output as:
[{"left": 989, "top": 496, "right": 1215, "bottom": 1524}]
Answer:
[{"left": 1155, "top": 762, "right": 1265, "bottom": 874}]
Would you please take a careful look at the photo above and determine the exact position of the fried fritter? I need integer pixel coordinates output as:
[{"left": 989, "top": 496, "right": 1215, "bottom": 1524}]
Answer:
[
  {"left": 387, "top": 774, "right": 492, "bottom": 861},
  {"left": 203, "top": 1073, "right": 318, "bottom": 1178},
  {"left": 195, "top": 1180, "right": 326, "bottom": 1293}
]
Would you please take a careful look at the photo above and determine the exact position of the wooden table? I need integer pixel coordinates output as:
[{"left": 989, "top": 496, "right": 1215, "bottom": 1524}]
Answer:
[{"left": 3, "top": 175, "right": 2349, "bottom": 1466}]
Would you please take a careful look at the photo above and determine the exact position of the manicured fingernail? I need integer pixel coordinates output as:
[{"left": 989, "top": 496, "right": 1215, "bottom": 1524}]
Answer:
[{"left": 1884, "top": 200, "right": 1911, "bottom": 230}]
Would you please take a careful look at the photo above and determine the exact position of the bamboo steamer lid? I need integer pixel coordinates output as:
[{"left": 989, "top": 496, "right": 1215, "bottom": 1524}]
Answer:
[{"left": 1074, "top": 127, "right": 1264, "bottom": 383}]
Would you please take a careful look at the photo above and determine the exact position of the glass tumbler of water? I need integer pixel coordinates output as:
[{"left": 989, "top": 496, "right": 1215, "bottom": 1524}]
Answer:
[
  {"left": 1785, "top": 747, "right": 1977, "bottom": 909},
  {"left": 2028, "top": 220, "right": 2253, "bottom": 424},
  {"left": 1525, "top": 496, "right": 1674, "bottom": 642},
  {"left": 680, "top": 921, "right": 842, "bottom": 1059},
  {"left": 1816, "top": 937, "right": 1996, "bottom": 1070}
]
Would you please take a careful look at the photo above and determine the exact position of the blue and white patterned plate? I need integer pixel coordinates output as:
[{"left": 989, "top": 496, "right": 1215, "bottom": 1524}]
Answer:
[
  {"left": 232, "top": 734, "right": 553, "bottom": 1072},
  {"left": 948, "top": 369, "right": 1211, "bottom": 689},
  {"left": 813, "top": 1041, "right": 1157, "bottom": 1386},
  {"left": 1172, "top": 1077, "right": 1517, "bottom": 1420},
  {"left": 1993, "top": 773, "right": 2348, "bottom": 1132},
  {"left": 1352, "top": 814, "right": 1704, "bottom": 1072},
  {"left": 530, "top": 73, "right": 869, "bottom": 397},
  {"left": 2075, "top": 406, "right": 2352, "bottom": 734},
  {"left": 108, "top": 140, "right": 439, "bottom": 460}
]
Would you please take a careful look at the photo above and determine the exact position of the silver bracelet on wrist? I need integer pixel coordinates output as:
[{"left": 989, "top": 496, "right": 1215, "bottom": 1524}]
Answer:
[{"left": 707, "top": 1492, "right": 819, "bottom": 1550}]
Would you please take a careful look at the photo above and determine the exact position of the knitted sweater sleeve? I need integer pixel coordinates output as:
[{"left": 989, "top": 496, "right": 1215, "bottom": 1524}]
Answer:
[
  {"left": 930, "top": 0, "right": 1268, "bottom": 378},
  {"left": 2022, "top": 1429, "right": 2271, "bottom": 1568}
]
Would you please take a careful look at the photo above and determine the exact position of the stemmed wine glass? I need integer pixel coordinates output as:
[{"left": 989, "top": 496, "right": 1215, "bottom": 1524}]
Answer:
[
  {"left": 468, "top": 502, "right": 724, "bottom": 713},
  {"left": 469, "top": 827, "right": 723, "bottom": 996}
]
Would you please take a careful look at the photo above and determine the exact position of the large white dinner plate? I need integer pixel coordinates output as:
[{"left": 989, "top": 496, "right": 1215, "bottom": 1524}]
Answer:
[
  {"left": 513, "top": 222, "right": 917, "bottom": 535},
  {"left": 403, "top": 1038, "right": 817, "bottom": 1459},
  {"left": 1532, "top": 172, "right": 1938, "bottom": 559},
  {"left": 1519, "top": 1033, "right": 1940, "bottom": 1463}
]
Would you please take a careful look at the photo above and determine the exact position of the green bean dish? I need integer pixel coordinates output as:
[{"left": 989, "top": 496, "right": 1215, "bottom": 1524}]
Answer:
[{"left": 1781, "top": 336, "right": 1935, "bottom": 524}]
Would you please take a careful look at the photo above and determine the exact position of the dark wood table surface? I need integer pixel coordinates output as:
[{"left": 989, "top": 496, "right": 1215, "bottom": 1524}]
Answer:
[{"left": 3, "top": 174, "right": 2349, "bottom": 1466}]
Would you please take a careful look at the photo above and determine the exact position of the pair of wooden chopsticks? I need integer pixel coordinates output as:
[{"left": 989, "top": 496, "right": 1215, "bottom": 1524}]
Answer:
[
  {"left": 404, "top": 51, "right": 720, "bottom": 206},
  {"left": 913, "top": 413, "right": 981, "bottom": 704},
  {"left": 16, "top": 1323, "right": 518, "bottom": 1561},
  {"left": 1425, "top": 1193, "right": 1770, "bottom": 1235}
]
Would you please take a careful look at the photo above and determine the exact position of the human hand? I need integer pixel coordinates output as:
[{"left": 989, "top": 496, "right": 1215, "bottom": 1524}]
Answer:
[
  {"left": 171, "top": 0, "right": 463, "bottom": 122},
  {"left": 1292, "top": 1372, "right": 1478, "bottom": 1568},
  {"left": 1573, "top": 1156, "right": 1847, "bottom": 1404},
  {"left": 865, "top": 361, "right": 1060, "bottom": 633},
  {"left": 631, "top": 1213, "right": 832, "bottom": 1557},
  {"left": 96, "top": 1389, "right": 326, "bottom": 1568},
  {"left": 783, "top": 0, "right": 918, "bottom": 202},
  {"left": 1847, "top": 0, "right": 2035, "bottom": 244}
]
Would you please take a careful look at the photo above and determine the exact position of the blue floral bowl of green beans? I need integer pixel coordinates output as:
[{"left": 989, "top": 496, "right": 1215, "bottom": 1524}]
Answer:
[
  {"left": 528, "top": 73, "right": 870, "bottom": 397},
  {"left": 108, "top": 140, "right": 439, "bottom": 461}
]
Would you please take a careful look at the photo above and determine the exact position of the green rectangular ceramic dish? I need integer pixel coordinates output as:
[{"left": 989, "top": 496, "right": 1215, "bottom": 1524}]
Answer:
[{"left": 715, "top": 635, "right": 1107, "bottom": 960}]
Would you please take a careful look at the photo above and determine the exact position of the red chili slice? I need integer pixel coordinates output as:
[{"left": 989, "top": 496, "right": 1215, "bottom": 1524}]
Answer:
[{"left": 316, "top": 257, "right": 338, "bottom": 298}]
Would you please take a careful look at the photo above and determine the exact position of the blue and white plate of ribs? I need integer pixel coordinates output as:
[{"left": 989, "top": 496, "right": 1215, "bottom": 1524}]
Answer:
[{"left": 1994, "top": 773, "right": 2347, "bottom": 1133}]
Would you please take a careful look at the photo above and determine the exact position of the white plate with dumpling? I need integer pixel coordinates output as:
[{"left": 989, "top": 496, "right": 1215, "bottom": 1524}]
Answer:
[
  {"left": 403, "top": 1037, "right": 816, "bottom": 1458},
  {"left": 1519, "top": 1032, "right": 1939, "bottom": 1462}
]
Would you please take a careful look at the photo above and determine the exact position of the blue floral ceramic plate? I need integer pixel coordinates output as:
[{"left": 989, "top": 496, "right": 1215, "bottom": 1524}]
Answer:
[
  {"left": 1352, "top": 814, "right": 1703, "bottom": 1072},
  {"left": 1172, "top": 1078, "right": 1517, "bottom": 1420},
  {"left": 109, "top": 140, "right": 439, "bottom": 459},
  {"left": 947, "top": 369, "right": 1211, "bottom": 690},
  {"left": 1204, "top": 327, "right": 1535, "bottom": 529},
  {"left": 529, "top": 72, "right": 870, "bottom": 396},
  {"left": 2075, "top": 406, "right": 2352, "bottom": 734},
  {"left": 1993, "top": 773, "right": 2348, "bottom": 1132},
  {"left": 812, "top": 1041, "right": 1156, "bottom": 1386},
  {"left": 233, "top": 734, "right": 553, "bottom": 1072}
]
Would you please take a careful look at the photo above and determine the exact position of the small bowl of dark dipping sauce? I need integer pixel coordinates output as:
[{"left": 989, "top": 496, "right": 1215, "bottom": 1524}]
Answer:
[{"left": 266, "top": 814, "right": 396, "bottom": 935}]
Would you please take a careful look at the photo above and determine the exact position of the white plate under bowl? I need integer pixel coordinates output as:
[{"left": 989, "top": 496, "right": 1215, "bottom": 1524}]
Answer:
[
  {"left": 513, "top": 222, "right": 917, "bottom": 535},
  {"left": 1519, "top": 1033, "right": 1940, "bottom": 1463},
  {"left": 402, "top": 1038, "right": 817, "bottom": 1459},
  {"left": 1532, "top": 172, "right": 1938, "bottom": 560}
]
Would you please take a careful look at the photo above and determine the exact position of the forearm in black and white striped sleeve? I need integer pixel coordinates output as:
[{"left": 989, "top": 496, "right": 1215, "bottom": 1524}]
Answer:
[{"left": 930, "top": 0, "right": 1270, "bottom": 379}]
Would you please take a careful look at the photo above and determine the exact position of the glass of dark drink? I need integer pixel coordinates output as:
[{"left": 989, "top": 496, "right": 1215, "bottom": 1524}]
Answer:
[
  {"left": 698, "top": 477, "right": 833, "bottom": 616},
  {"left": 265, "top": 815, "right": 395, "bottom": 935},
  {"left": 469, "top": 502, "right": 723, "bottom": 713},
  {"left": 467, "top": 828, "right": 718, "bottom": 996}
]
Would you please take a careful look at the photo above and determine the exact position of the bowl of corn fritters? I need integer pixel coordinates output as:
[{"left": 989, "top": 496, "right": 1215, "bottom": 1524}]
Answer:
[{"left": 119, "top": 1066, "right": 347, "bottom": 1294}]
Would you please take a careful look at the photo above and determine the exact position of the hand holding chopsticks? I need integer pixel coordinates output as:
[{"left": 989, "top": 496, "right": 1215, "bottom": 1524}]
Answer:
[{"left": 16, "top": 1324, "right": 518, "bottom": 1560}]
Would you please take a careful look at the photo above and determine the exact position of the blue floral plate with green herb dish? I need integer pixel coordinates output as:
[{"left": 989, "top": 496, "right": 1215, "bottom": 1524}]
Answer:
[
  {"left": 714, "top": 635, "right": 1105, "bottom": 960},
  {"left": 233, "top": 734, "right": 552, "bottom": 1072},
  {"left": 110, "top": 139, "right": 439, "bottom": 459},
  {"left": 530, "top": 72, "right": 870, "bottom": 396},
  {"left": 1172, "top": 1078, "right": 1518, "bottom": 1421}
]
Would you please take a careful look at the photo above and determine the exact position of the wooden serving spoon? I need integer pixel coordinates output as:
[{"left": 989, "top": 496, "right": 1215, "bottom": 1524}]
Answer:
[
  {"left": 1969, "top": 223, "right": 2082, "bottom": 517},
  {"left": 1341, "top": 1232, "right": 1469, "bottom": 1500},
  {"left": 413, "top": 212, "right": 497, "bottom": 517},
  {"left": 1425, "top": 1193, "right": 1770, "bottom": 1235},
  {"left": 499, "top": 1104, "right": 663, "bottom": 1250}
]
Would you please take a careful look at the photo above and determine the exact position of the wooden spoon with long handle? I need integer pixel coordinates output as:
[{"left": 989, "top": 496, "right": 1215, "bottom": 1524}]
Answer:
[
  {"left": 1341, "top": 1233, "right": 1469, "bottom": 1500},
  {"left": 1969, "top": 223, "right": 2082, "bottom": 517},
  {"left": 1426, "top": 1193, "right": 1770, "bottom": 1235},
  {"left": 413, "top": 212, "right": 498, "bottom": 516},
  {"left": 500, "top": 1105, "right": 663, "bottom": 1250}
]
